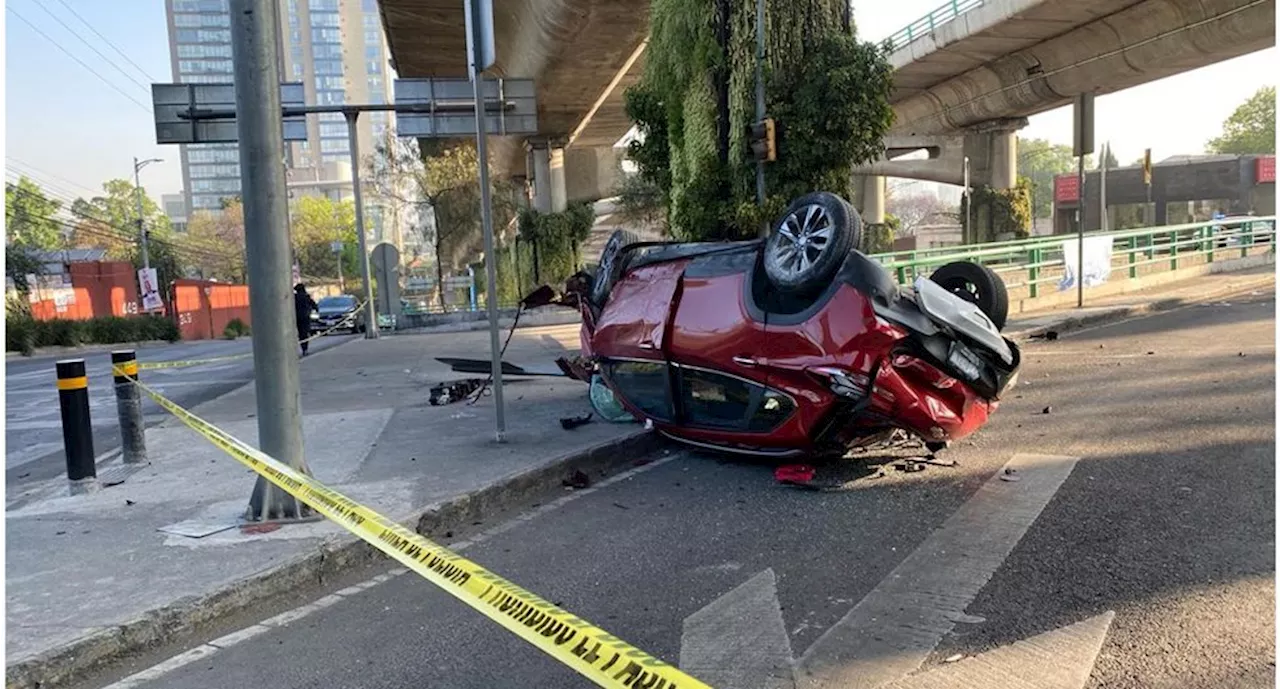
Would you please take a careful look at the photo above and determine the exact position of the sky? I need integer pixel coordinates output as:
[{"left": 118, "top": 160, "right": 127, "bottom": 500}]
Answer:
[{"left": 2, "top": 0, "right": 1277, "bottom": 209}]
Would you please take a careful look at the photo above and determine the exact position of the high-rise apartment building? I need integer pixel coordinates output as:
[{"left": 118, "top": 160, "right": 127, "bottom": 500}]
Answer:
[{"left": 164, "top": 0, "right": 395, "bottom": 227}]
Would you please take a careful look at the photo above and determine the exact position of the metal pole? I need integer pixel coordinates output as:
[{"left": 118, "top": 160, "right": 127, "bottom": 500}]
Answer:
[
  {"left": 963, "top": 156, "right": 971, "bottom": 244},
  {"left": 1100, "top": 142, "right": 1109, "bottom": 232},
  {"left": 336, "top": 249, "right": 344, "bottom": 290},
  {"left": 345, "top": 110, "right": 378, "bottom": 339},
  {"left": 753, "top": 0, "right": 766, "bottom": 212},
  {"left": 134, "top": 158, "right": 150, "bottom": 271},
  {"left": 470, "top": 0, "right": 505, "bottom": 441},
  {"left": 112, "top": 350, "right": 147, "bottom": 465},
  {"left": 56, "top": 359, "right": 97, "bottom": 495},
  {"left": 1076, "top": 153, "right": 1085, "bottom": 308},
  {"left": 231, "top": 0, "right": 312, "bottom": 522}
]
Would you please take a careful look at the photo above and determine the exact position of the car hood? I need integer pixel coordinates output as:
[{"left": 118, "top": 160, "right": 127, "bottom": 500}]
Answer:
[{"left": 317, "top": 307, "right": 354, "bottom": 316}]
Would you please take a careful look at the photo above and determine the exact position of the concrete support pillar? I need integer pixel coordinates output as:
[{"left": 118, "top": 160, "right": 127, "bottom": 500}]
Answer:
[
  {"left": 856, "top": 175, "right": 886, "bottom": 224},
  {"left": 990, "top": 129, "right": 1017, "bottom": 190},
  {"left": 525, "top": 139, "right": 567, "bottom": 213}
]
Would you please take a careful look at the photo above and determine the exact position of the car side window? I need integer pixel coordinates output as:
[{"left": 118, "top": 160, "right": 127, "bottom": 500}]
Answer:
[
  {"left": 677, "top": 367, "right": 794, "bottom": 432},
  {"left": 602, "top": 360, "right": 672, "bottom": 421}
]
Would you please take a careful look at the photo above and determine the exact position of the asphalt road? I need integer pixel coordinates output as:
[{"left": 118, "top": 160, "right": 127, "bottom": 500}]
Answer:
[
  {"left": 4, "top": 333, "right": 354, "bottom": 488},
  {"left": 74, "top": 291, "right": 1275, "bottom": 689}
]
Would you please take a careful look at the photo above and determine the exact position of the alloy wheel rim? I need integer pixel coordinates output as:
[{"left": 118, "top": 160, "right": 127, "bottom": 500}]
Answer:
[{"left": 774, "top": 204, "right": 833, "bottom": 278}]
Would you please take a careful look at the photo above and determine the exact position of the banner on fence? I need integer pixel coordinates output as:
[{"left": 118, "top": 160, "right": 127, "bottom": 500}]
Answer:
[{"left": 1059, "top": 235, "right": 1113, "bottom": 291}]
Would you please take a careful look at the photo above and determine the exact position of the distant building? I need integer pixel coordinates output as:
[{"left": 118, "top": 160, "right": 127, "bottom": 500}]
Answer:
[
  {"left": 1052, "top": 153, "right": 1276, "bottom": 234},
  {"left": 162, "top": 193, "right": 188, "bottom": 233},
  {"left": 165, "top": 0, "right": 397, "bottom": 235}
]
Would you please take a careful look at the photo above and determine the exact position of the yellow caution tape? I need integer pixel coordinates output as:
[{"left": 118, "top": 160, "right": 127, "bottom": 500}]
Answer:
[
  {"left": 111, "top": 366, "right": 709, "bottom": 689},
  {"left": 137, "top": 300, "right": 370, "bottom": 371},
  {"left": 137, "top": 353, "right": 252, "bottom": 371}
]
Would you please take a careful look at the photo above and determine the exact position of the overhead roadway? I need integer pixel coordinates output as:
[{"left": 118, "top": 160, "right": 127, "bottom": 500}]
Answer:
[{"left": 378, "top": 0, "right": 648, "bottom": 177}]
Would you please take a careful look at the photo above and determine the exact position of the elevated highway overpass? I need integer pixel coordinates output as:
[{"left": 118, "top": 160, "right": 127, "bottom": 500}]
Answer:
[{"left": 377, "top": 0, "right": 1275, "bottom": 217}]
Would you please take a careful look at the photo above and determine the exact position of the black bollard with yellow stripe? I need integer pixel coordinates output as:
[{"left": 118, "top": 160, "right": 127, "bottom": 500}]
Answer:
[
  {"left": 112, "top": 350, "right": 147, "bottom": 465},
  {"left": 56, "top": 359, "right": 97, "bottom": 494}
]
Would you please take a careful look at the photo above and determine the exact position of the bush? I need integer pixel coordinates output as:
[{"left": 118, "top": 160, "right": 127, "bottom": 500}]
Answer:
[
  {"left": 86, "top": 316, "right": 140, "bottom": 345},
  {"left": 225, "top": 318, "right": 249, "bottom": 337},
  {"left": 45, "top": 319, "right": 87, "bottom": 347},
  {"left": 6, "top": 316, "right": 36, "bottom": 355},
  {"left": 137, "top": 315, "right": 180, "bottom": 343}
]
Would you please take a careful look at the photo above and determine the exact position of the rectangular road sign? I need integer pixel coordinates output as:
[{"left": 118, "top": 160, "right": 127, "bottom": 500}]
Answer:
[
  {"left": 393, "top": 78, "right": 537, "bottom": 138},
  {"left": 152, "top": 83, "right": 307, "bottom": 144}
]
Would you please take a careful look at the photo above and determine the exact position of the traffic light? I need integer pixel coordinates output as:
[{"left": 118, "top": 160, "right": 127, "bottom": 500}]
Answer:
[{"left": 750, "top": 118, "right": 776, "bottom": 163}]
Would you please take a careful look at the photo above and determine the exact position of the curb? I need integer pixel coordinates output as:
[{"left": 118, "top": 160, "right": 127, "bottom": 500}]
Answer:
[
  {"left": 1005, "top": 273, "right": 1275, "bottom": 341},
  {"left": 5, "top": 429, "right": 666, "bottom": 689}
]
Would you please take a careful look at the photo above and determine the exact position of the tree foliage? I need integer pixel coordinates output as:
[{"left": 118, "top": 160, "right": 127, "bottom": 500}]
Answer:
[
  {"left": 626, "top": 0, "right": 894, "bottom": 240},
  {"left": 185, "top": 201, "right": 247, "bottom": 282},
  {"left": 367, "top": 136, "right": 522, "bottom": 308},
  {"left": 1017, "top": 137, "right": 1076, "bottom": 219},
  {"left": 69, "top": 179, "right": 186, "bottom": 293},
  {"left": 1207, "top": 86, "right": 1276, "bottom": 154},
  {"left": 6, "top": 177, "right": 64, "bottom": 249},
  {"left": 889, "top": 193, "right": 951, "bottom": 236},
  {"left": 289, "top": 195, "right": 363, "bottom": 281}
]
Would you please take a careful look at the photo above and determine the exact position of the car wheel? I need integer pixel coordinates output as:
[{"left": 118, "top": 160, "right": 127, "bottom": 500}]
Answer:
[
  {"left": 590, "top": 229, "right": 641, "bottom": 306},
  {"left": 763, "top": 192, "right": 860, "bottom": 293},
  {"left": 929, "top": 261, "right": 1009, "bottom": 331}
]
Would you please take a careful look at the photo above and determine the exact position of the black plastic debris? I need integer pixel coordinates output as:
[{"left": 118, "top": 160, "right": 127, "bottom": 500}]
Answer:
[
  {"left": 562, "top": 470, "right": 591, "bottom": 490},
  {"left": 1041, "top": 406, "right": 1053, "bottom": 414},
  {"left": 560, "top": 413, "right": 594, "bottom": 430},
  {"left": 429, "top": 378, "right": 486, "bottom": 406}
]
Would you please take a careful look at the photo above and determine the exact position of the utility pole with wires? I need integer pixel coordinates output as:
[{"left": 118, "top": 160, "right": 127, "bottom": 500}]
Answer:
[
  {"left": 230, "top": 0, "right": 313, "bottom": 523},
  {"left": 132, "top": 157, "right": 162, "bottom": 271}
]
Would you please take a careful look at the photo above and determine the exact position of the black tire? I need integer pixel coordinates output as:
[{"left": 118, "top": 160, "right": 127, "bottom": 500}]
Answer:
[
  {"left": 763, "top": 192, "right": 861, "bottom": 293},
  {"left": 590, "top": 229, "right": 641, "bottom": 306},
  {"left": 929, "top": 261, "right": 1009, "bottom": 331}
]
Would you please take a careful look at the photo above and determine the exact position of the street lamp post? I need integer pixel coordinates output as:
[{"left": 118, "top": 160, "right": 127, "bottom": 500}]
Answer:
[{"left": 133, "top": 157, "right": 163, "bottom": 270}]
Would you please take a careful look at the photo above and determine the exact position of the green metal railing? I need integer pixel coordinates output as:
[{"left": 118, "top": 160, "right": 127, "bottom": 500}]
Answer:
[
  {"left": 868, "top": 217, "right": 1277, "bottom": 297},
  {"left": 883, "top": 0, "right": 984, "bottom": 52}
]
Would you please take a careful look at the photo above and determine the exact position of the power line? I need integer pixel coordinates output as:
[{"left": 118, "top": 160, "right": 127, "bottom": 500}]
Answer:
[
  {"left": 5, "top": 161, "right": 99, "bottom": 202},
  {"left": 53, "top": 0, "right": 161, "bottom": 84},
  {"left": 6, "top": 5, "right": 152, "bottom": 114},
  {"left": 6, "top": 157, "right": 104, "bottom": 197},
  {"left": 8, "top": 186, "right": 239, "bottom": 264},
  {"left": 27, "top": 0, "right": 152, "bottom": 93}
]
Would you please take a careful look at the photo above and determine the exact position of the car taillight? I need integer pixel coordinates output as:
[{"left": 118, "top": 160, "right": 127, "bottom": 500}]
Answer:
[{"left": 812, "top": 367, "right": 870, "bottom": 399}]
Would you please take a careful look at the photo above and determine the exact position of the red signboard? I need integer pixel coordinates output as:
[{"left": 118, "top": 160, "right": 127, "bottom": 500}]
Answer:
[
  {"left": 1257, "top": 156, "right": 1276, "bottom": 184},
  {"left": 1054, "top": 174, "right": 1080, "bottom": 203}
]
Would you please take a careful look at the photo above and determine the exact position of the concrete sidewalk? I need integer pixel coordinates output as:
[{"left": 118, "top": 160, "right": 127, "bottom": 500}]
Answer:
[
  {"left": 5, "top": 323, "right": 651, "bottom": 689},
  {"left": 5, "top": 258, "right": 1273, "bottom": 689}
]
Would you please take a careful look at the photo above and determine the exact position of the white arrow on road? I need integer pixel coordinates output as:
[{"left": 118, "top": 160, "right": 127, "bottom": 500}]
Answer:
[{"left": 679, "top": 454, "right": 1113, "bottom": 689}]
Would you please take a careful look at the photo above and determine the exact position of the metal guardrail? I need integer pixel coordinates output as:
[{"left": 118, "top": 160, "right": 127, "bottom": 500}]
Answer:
[
  {"left": 883, "top": 0, "right": 984, "bottom": 52},
  {"left": 869, "top": 217, "right": 1277, "bottom": 298}
]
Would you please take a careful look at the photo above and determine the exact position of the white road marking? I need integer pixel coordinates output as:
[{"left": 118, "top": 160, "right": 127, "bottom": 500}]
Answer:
[
  {"left": 95, "top": 451, "right": 682, "bottom": 689},
  {"left": 796, "top": 453, "right": 1081, "bottom": 689},
  {"left": 680, "top": 568, "right": 795, "bottom": 689},
  {"left": 883, "top": 612, "right": 1115, "bottom": 689}
]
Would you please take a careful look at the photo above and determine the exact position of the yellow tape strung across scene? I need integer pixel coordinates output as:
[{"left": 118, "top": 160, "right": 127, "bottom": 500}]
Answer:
[
  {"left": 112, "top": 366, "right": 710, "bottom": 689},
  {"left": 136, "top": 300, "right": 369, "bottom": 371}
]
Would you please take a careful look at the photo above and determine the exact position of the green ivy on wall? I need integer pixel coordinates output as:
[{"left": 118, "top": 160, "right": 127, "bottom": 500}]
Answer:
[
  {"left": 961, "top": 180, "right": 1033, "bottom": 243},
  {"left": 626, "top": 0, "right": 894, "bottom": 241}
]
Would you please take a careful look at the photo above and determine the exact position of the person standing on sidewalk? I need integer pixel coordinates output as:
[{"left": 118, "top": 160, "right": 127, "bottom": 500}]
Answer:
[{"left": 294, "top": 283, "right": 318, "bottom": 356}]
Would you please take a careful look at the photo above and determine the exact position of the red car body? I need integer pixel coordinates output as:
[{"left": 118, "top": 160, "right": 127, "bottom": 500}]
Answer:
[{"left": 575, "top": 242, "right": 1018, "bottom": 458}]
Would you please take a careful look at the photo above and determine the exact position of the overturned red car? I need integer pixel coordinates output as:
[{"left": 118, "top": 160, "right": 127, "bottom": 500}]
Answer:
[{"left": 562, "top": 192, "right": 1020, "bottom": 459}]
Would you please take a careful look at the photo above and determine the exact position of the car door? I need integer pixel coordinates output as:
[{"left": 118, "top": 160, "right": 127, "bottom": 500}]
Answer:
[{"left": 592, "top": 260, "right": 686, "bottom": 423}]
